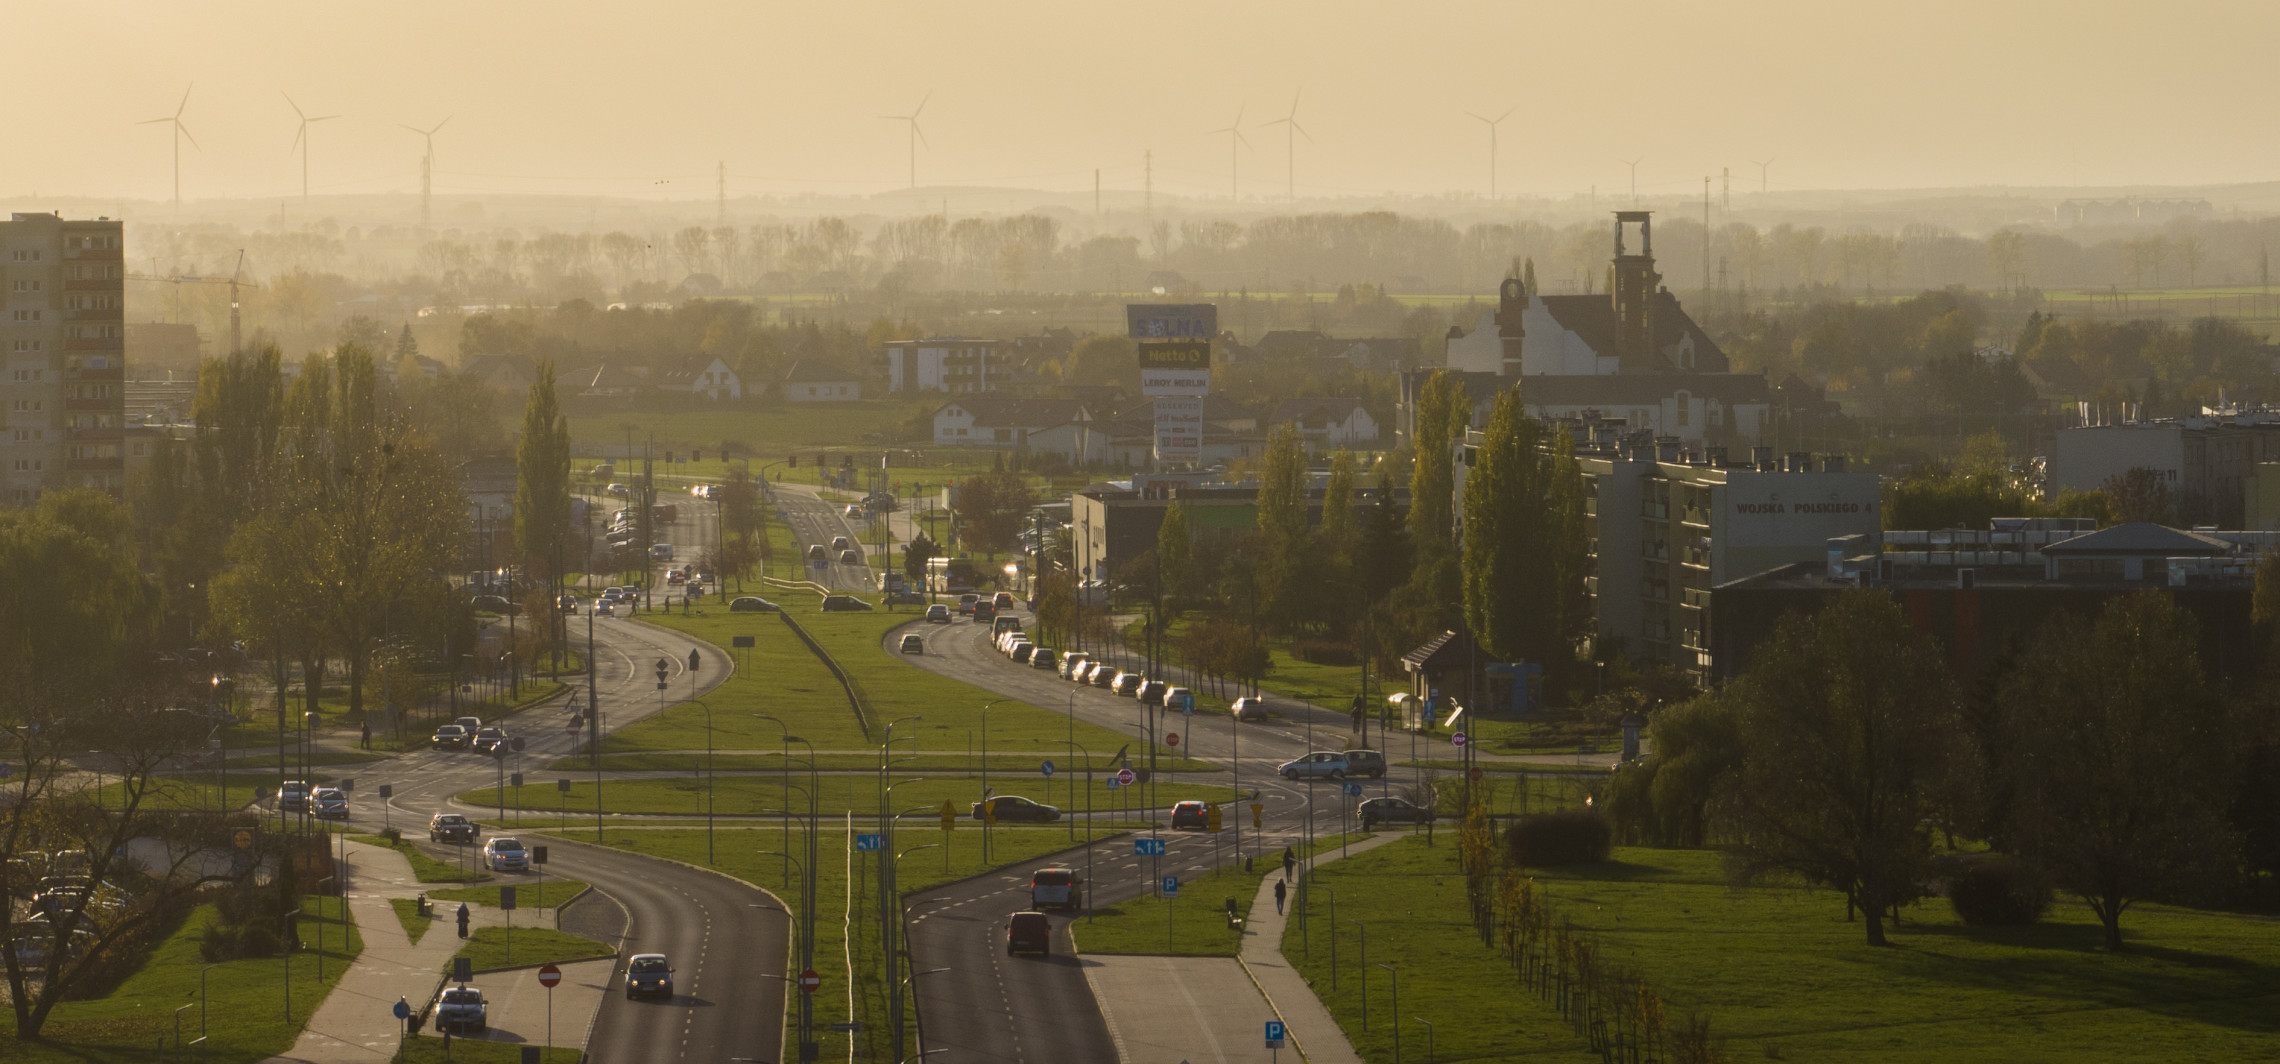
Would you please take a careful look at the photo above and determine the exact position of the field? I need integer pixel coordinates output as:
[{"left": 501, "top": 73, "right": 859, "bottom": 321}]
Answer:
[{"left": 1292, "top": 836, "right": 2280, "bottom": 1063}]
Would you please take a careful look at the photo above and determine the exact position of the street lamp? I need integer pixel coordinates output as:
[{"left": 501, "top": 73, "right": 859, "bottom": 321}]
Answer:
[
  {"left": 1415, "top": 1016, "right": 1434, "bottom": 1064},
  {"left": 1024, "top": 738, "right": 1097, "bottom": 919},
  {"left": 1379, "top": 963, "right": 1401, "bottom": 1062},
  {"left": 756, "top": 848, "right": 813, "bottom": 1057},
  {"left": 978, "top": 699, "right": 1016, "bottom": 861}
]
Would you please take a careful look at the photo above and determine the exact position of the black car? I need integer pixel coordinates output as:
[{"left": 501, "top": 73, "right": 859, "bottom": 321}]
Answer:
[
  {"left": 728, "top": 597, "right": 780, "bottom": 612},
  {"left": 821, "top": 596, "right": 873, "bottom": 612},
  {"left": 431, "top": 725, "right": 469, "bottom": 750},
  {"left": 1169, "top": 800, "right": 1211, "bottom": 830},
  {"left": 971, "top": 795, "right": 1061, "bottom": 822},
  {"left": 429, "top": 813, "right": 477, "bottom": 843},
  {"left": 1357, "top": 797, "right": 1435, "bottom": 830},
  {"left": 1007, "top": 911, "right": 1051, "bottom": 956}
]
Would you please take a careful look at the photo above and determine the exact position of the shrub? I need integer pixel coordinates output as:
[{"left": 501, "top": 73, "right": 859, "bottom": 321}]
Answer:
[
  {"left": 379, "top": 826, "right": 403, "bottom": 844},
  {"left": 1945, "top": 856, "right": 2051, "bottom": 926},
  {"left": 1505, "top": 809, "right": 1613, "bottom": 867},
  {"left": 1290, "top": 639, "right": 1359, "bottom": 666}
]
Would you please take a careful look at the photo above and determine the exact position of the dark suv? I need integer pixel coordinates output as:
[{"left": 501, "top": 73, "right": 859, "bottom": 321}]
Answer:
[
  {"left": 429, "top": 813, "right": 477, "bottom": 844},
  {"left": 1169, "top": 801, "right": 1211, "bottom": 830},
  {"left": 1007, "top": 911, "right": 1052, "bottom": 956}
]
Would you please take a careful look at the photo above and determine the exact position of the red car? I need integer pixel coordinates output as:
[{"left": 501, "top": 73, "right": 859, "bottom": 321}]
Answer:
[{"left": 1007, "top": 911, "right": 1052, "bottom": 956}]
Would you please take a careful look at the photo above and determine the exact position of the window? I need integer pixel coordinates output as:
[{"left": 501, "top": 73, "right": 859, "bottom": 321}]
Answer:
[
  {"left": 68, "top": 325, "right": 120, "bottom": 340},
  {"left": 64, "top": 294, "right": 119, "bottom": 310},
  {"left": 12, "top": 459, "right": 41, "bottom": 472},
  {"left": 11, "top": 368, "right": 41, "bottom": 382},
  {"left": 12, "top": 399, "right": 43, "bottom": 413},
  {"left": 11, "top": 310, "right": 42, "bottom": 323},
  {"left": 12, "top": 428, "right": 44, "bottom": 442},
  {"left": 131, "top": 441, "right": 149, "bottom": 457},
  {"left": 12, "top": 340, "right": 42, "bottom": 353},
  {"left": 1675, "top": 392, "right": 1690, "bottom": 427},
  {"left": 10, "top": 250, "right": 41, "bottom": 263},
  {"left": 11, "top": 280, "right": 41, "bottom": 293}
]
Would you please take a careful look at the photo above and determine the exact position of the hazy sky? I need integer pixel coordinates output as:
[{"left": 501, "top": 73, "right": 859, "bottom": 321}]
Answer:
[{"left": 17, "top": 0, "right": 2278, "bottom": 207}]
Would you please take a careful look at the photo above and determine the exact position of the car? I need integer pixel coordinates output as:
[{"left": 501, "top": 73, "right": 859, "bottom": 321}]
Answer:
[
  {"left": 884, "top": 590, "right": 926, "bottom": 605},
  {"left": 471, "top": 595, "right": 518, "bottom": 615},
  {"left": 729, "top": 597, "right": 781, "bottom": 612},
  {"left": 1341, "top": 749, "right": 1388, "bottom": 779},
  {"left": 1278, "top": 751, "right": 1356, "bottom": 781},
  {"left": 471, "top": 727, "right": 508, "bottom": 755},
  {"left": 1086, "top": 662, "right": 1116, "bottom": 687},
  {"left": 277, "top": 780, "right": 311, "bottom": 812},
  {"left": 821, "top": 595, "right": 874, "bottom": 612},
  {"left": 957, "top": 594, "right": 979, "bottom": 615},
  {"left": 1029, "top": 648, "right": 1057, "bottom": 670},
  {"left": 839, "top": 549, "right": 862, "bottom": 565},
  {"left": 1232, "top": 696, "right": 1270, "bottom": 721},
  {"left": 1006, "top": 910, "right": 1052, "bottom": 956},
  {"left": 844, "top": 503, "right": 864, "bottom": 518},
  {"left": 1110, "top": 672, "right": 1144, "bottom": 696},
  {"left": 625, "top": 953, "right": 675, "bottom": 1000},
  {"left": 995, "top": 631, "right": 1025, "bottom": 652},
  {"left": 1170, "top": 800, "right": 1211, "bottom": 830},
  {"left": 1134, "top": 680, "right": 1169, "bottom": 705},
  {"left": 831, "top": 536, "right": 852, "bottom": 552},
  {"left": 312, "top": 787, "right": 349, "bottom": 820},
  {"left": 435, "top": 986, "right": 488, "bottom": 1033},
  {"left": 972, "top": 601, "right": 997, "bottom": 624},
  {"left": 1010, "top": 644, "right": 1037, "bottom": 665},
  {"left": 430, "top": 725, "right": 470, "bottom": 750},
  {"left": 1358, "top": 796, "right": 1436, "bottom": 829},
  {"left": 1163, "top": 687, "right": 1195, "bottom": 713},
  {"left": 925, "top": 604, "right": 951, "bottom": 623},
  {"left": 806, "top": 544, "right": 828, "bottom": 563},
  {"left": 666, "top": 569, "right": 687, "bottom": 585},
  {"left": 899, "top": 634, "right": 926, "bottom": 654},
  {"left": 429, "top": 813, "right": 477, "bottom": 844},
  {"left": 1055, "top": 652, "right": 1088, "bottom": 679},
  {"left": 649, "top": 544, "right": 676, "bottom": 561},
  {"left": 606, "top": 483, "right": 629, "bottom": 497},
  {"left": 456, "top": 716, "right": 483, "bottom": 731},
  {"left": 972, "top": 795, "right": 1061, "bottom": 822},
  {"left": 991, "top": 615, "right": 1024, "bottom": 637},
  {"left": 1029, "top": 868, "right": 1082, "bottom": 911},
  {"left": 992, "top": 591, "right": 1016, "bottom": 611},
  {"left": 596, "top": 601, "right": 616, "bottom": 617},
  {"left": 481, "top": 837, "right": 530, "bottom": 872},
  {"left": 557, "top": 595, "right": 580, "bottom": 615}
]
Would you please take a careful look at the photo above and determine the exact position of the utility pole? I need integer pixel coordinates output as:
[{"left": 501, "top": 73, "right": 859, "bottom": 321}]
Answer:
[
  {"left": 1721, "top": 167, "right": 1730, "bottom": 213},
  {"left": 717, "top": 161, "right": 726, "bottom": 225},
  {"left": 1094, "top": 169, "right": 1101, "bottom": 215},
  {"left": 1703, "top": 176, "right": 1712, "bottom": 294},
  {"left": 1144, "top": 149, "right": 1153, "bottom": 220}
]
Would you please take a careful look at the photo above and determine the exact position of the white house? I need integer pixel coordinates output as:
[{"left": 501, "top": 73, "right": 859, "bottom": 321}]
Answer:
[
  {"left": 1444, "top": 290, "right": 1725, "bottom": 377},
  {"left": 663, "top": 357, "right": 742, "bottom": 400},
  {"left": 781, "top": 360, "right": 861, "bottom": 402},
  {"left": 932, "top": 396, "right": 1091, "bottom": 446},
  {"left": 1268, "top": 398, "right": 1381, "bottom": 452},
  {"left": 1515, "top": 374, "right": 1772, "bottom": 446}
]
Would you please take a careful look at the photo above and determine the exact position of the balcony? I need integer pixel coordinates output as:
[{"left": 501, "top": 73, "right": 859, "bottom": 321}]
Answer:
[
  {"left": 63, "top": 338, "right": 122, "bottom": 353},
  {"left": 67, "top": 366, "right": 122, "bottom": 381},
  {"left": 66, "top": 308, "right": 123, "bottom": 322},
  {"left": 63, "top": 247, "right": 121, "bottom": 262},
  {"left": 65, "top": 427, "right": 122, "bottom": 442},
  {"left": 65, "top": 456, "right": 122, "bottom": 472},
  {"left": 63, "top": 279, "right": 119, "bottom": 291},
  {"left": 64, "top": 397, "right": 114, "bottom": 411}
]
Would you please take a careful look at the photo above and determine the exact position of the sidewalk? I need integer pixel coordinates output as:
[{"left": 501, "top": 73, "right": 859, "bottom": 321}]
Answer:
[
  {"left": 1233, "top": 833, "right": 1406, "bottom": 1064},
  {"left": 1082, "top": 953, "right": 1279, "bottom": 1064}
]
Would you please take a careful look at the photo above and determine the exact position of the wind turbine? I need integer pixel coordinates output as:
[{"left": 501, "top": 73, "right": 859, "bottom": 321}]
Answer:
[
  {"left": 401, "top": 117, "right": 451, "bottom": 225},
  {"left": 1466, "top": 107, "right": 1515, "bottom": 198},
  {"left": 284, "top": 93, "right": 340, "bottom": 206},
  {"left": 1207, "top": 106, "right": 1250, "bottom": 202},
  {"left": 1752, "top": 157, "right": 1775, "bottom": 193},
  {"left": 1259, "top": 91, "right": 1310, "bottom": 203},
  {"left": 138, "top": 86, "right": 198, "bottom": 208},
  {"left": 880, "top": 94, "right": 931, "bottom": 190},
  {"left": 1619, "top": 157, "right": 1642, "bottom": 206}
]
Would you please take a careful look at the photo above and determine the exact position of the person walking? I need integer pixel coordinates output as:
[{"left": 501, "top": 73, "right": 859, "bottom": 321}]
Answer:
[
  {"left": 456, "top": 903, "right": 471, "bottom": 940},
  {"left": 360, "top": 720, "right": 371, "bottom": 750},
  {"left": 1273, "top": 878, "right": 1287, "bottom": 915},
  {"left": 1281, "top": 846, "right": 1295, "bottom": 882}
]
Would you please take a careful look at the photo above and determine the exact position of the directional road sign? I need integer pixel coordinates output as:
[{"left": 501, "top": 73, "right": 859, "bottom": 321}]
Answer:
[
  {"left": 1343, "top": 781, "right": 1363, "bottom": 797},
  {"left": 855, "top": 833, "right": 884, "bottom": 852},
  {"left": 1135, "top": 837, "right": 1167, "bottom": 857},
  {"left": 537, "top": 964, "right": 561, "bottom": 988},
  {"left": 1182, "top": 703, "right": 1195, "bottom": 717},
  {"left": 1040, "top": 760, "right": 1056, "bottom": 777},
  {"left": 1161, "top": 876, "right": 1180, "bottom": 897},
  {"left": 1452, "top": 732, "right": 1468, "bottom": 748},
  {"left": 1115, "top": 767, "right": 1137, "bottom": 786}
]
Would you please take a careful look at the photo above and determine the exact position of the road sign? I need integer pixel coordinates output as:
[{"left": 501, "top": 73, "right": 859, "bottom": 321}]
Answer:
[
  {"left": 654, "top": 657, "right": 670, "bottom": 680},
  {"left": 798, "top": 969, "right": 822, "bottom": 993},
  {"left": 1040, "top": 760, "right": 1056, "bottom": 777},
  {"left": 1250, "top": 803, "right": 1263, "bottom": 829},
  {"left": 453, "top": 957, "right": 473, "bottom": 983},
  {"left": 567, "top": 719, "right": 582, "bottom": 732},
  {"left": 378, "top": 784, "right": 393, "bottom": 799},
  {"left": 537, "top": 964, "right": 562, "bottom": 988},
  {"left": 499, "top": 885, "right": 518, "bottom": 911},
  {"left": 1266, "top": 1019, "right": 1287, "bottom": 1048},
  {"left": 732, "top": 635, "right": 756, "bottom": 648},
  {"left": 939, "top": 800, "right": 956, "bottom": 830},
  {"left": 233, "top": 829, "right": 253, "bottom": 849},
  {"left": 558, "top": 778, "right": 573, "bottom": 793},
  {"left": 688, "top": 649, "right": 701, "bottom": 672},
  {"left": 1468, "top": 766, "right": 1483, "bottom": 781},
  {"left": 1135, "top": 837, "right": 1167, "bottom": 857},
  {"left": 1161, "top": 876, "right": 1180, "bottom": 897},
  {"left": 1452, "top": 732, "right": 1468, "bottom": 748},
  {"left": 511, "top": 737, "right": 526, "bottom": 752},
  {"left": 393, "top": 998, "right": 411, "bottom": 1020},
  {"left": 341, "top": 778, "right": 356, "bottom": 791},
  {"left": 510, "top": 773, "right": 524, "bottom": 788},
  {"left": 1165, "top": 733, "right": 1179, "bottom": 748},
  {"left": 855, "top": 833, "right": 884, "bottom": 852},
  {"left": 1115, "top": 768, "right": 1137, "bottom": 786},
  {"left": 1343, "top": 781, "right": 1363, "bottom": 797},
  {"left": 1207, "top": 804, "right": 1223, "bottom": 832},
  {"left": 1182, "top": 703, "right": 1194, "bottom": 717}
]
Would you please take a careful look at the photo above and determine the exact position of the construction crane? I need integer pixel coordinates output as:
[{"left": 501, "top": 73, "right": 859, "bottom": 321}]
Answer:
[{"left": 130, "top": 250, "right": 255, "bottom": 355}]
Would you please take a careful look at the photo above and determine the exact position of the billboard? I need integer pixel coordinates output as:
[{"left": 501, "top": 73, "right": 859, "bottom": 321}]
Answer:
[
  {"left": 1153, "top": 397, "right": 1203, "bottom": 463},
  {"left": 1138, "top": 340, "right": 1212, "bottom": 397},
  {"left": 1126, "top": 304, "right": 1217, "bottom": 340}
]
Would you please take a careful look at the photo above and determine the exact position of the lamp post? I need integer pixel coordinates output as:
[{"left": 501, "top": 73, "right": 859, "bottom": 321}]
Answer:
[
  {"left": 878, "top": 716, "right": 923, "bottom": 1059},
  {"left": 1379, "top": 964, "right": 1401, "bottom": 1062},
  {"left": 1415, "top": 1016, "right": 1433, "bottom": 1064},
  {"left": 757, "top": 848, "right": 811, "bottom": 1058},
  {"left": 978, "top": 699, "right": 1015, "bottom": 861},
  {"left": 1353, "top": 921, "right": 1368, "bottom": 1032},
  {"left": 282, "top": 907, "right": 301, "bottom": 1021}
]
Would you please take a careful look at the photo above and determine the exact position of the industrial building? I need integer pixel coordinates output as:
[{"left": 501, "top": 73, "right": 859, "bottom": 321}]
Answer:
[
  {"left": 1069, "top": 472, "right": 1402, "bottom": 583},
  {"left": 3, "top": 212, "right": 127, "bottom": 505},
  {"left": 2051, "top": 412, "right": 2280, "bottom": 527}
]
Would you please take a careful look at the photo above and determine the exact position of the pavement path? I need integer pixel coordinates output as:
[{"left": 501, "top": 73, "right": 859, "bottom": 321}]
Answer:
[
  {"left": 1081, "top": 954, "right": 1278, "bottom": 1064},
  {"left": 1234, "top": 832, "right": 1406, "bottom": 1064}
]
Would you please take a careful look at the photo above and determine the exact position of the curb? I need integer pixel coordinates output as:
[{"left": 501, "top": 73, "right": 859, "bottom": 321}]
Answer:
[{"left": 469, "top": 951, "right": 617, "bottom": 976}]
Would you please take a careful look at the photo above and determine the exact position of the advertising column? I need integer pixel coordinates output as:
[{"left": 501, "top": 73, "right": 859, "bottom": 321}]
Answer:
[{"left": 1128, "top": 304, "right": 1217, "bottom": 468}]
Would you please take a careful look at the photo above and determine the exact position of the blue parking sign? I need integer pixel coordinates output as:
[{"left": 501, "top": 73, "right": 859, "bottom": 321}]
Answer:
[
  {"left": 855, "top": 834, "right": 883, "bottom": 851},
  {"left": 1161, "top": 876, "right": 1180, "bottom": 897},
  {"left": 1266, "top": 1020, "right": 1286, "bottom": 1046}
]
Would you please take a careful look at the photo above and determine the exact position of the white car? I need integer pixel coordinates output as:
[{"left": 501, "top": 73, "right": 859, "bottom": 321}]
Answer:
[{"left": 481, "top": 836, "right": 530, "bottom": 872}]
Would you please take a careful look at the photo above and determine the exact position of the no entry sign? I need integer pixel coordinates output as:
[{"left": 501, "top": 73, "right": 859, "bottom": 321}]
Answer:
[
  {"left": 1452, "top": 732, "right": 1468, "bottom": 748},
  {"left": 1114, "top": 768, "right": 1137, "bottom": 786},
  {"left": 537, "top": 964, "right": 561, "bottom": 988},
  {"left": 1165, "top": 733, "right": 1179, "bottom": 747},
  {"left": 798, "top": 969, "right": 822, "bottom": 993}
]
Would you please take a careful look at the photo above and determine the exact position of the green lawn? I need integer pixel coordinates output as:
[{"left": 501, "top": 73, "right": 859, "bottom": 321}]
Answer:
[
  {"left": 348, "top": 835, "right": 493, "bottom": 883},
  {"left": 427, "top": 880, "right": 589, "bottom": 910},
  {"left": 549, "top": 751, "right": 1210, "bottom": 774},
  {"left": 547, "top": 822, "right": 1106, "bottom": 1064},
  {"left": 1076, "top": 832, "right": 1365, "bottom": 957},
  {"left": 390, "top": 897, "right": 435, "bottom": 945},
  {"left": 394, "top": 1040, "right": 582, "bottom": 1063},
  {"left": 1528, "top": 847, "right": 2280, "bottom": 1062},
  {"left": 3, "top": 894, "right": 363, "bottom": 1064},
  {"left": 458, "top": 774, "right": 1238, "bottom": 819},
  {"left": 451, "top": 925, "right": 614, "bottom": 973}
]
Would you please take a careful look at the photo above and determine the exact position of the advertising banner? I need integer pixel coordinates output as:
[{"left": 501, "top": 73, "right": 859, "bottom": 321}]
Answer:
[
  {"left": 1126, "top": 304, "right": 1217, "bottom": 340},
  {"left": 1153, "top": 396, "right": 1203, "bottom": 463},
  {"left": 1138, "top": 339, "right": 1212, "bottom": 397}
]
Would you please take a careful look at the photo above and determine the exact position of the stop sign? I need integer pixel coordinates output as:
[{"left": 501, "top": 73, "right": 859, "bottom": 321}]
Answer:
[
  {"left": 1452, "top": 732, "right": 1468, "bottom": 748},
  {"left": 798, "top": 968, "right": 821, "bottom": 993},
  {"left": 1165, "top": 733, "right": 1179, "bottom": 747},
  {"left": 1115, "top": 768, "right": 1137, "bottom": 786},
  {"left": 537, "top": 964, "right": 561, "bottom": 988}
]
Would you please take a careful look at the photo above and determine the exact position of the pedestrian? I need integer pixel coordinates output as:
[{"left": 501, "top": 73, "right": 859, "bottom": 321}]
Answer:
[
  {"left": 360, "top": 720, "right": 371, "bottom": 750},
  {"left": 1281, "top": 846, "right": 1295, "bottom": 882},
  {"left": 1274, "top": 878, "right": 1287, "bottom": 915},
  {"left": 456, "top": 903, "right": 471, "bottom": 940}
]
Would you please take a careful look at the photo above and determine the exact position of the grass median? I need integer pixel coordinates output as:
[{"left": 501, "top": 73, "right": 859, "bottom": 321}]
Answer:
[
  {"left": 390, "top": 897, "right": 434, "bottom": 945},
  {"left": 348, "top": 834, "right": 492, "bottom": 883},
  {"left": 452, "top": 925, "right": 614, "bottom": 972},
  {"left": 459, "top": 775, "right": 1239, "bottom": 820},
  {"left": 3, "top": 893, "right": 362, "bottom": 1064},
  {"left": 428, "top": 880, "right": 588, "bottom": 910},
  {"left": 1075, "top": 831, "right": 1367, "bottom": 957}
]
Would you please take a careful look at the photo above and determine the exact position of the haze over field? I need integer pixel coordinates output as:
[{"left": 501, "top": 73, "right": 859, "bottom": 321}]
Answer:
[{"left": 15, "top": 0, "right": 2280, "bottom": 209}]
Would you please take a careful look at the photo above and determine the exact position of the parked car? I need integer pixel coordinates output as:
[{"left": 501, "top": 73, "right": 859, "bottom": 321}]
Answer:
[
  {"left": 430, "top": 725, "right": 470, "bottom": 750},
  {"left": 1169, "top": 800, "right": 1211, "bottom": 830},
  {"left": 1232, "top": 697, "right": 1270, "bottom": 721},
  {"left": 277, "top": 780, "right": 310, "bottom": 812},
  {"left": 899, "top": 634, "right": 926, "bottom": 654},
  {"left": 821, "top": 595, "right": 873, "bottom": 612},
  {"left": 1134, "top": 680, "right": 1169, "bottom": 705},
  {"left": 625, "top": 953, "right": 675, "bottom": 1000},
  {"left": 1163, "top": 687, "right": 1194, "bottom": 713},
  {"left": 435, "top": 986, "right": 488, "bottom": 1033},
  {"left": 971, "top": 795, "right": 1061, "bottom": 822},
  {"left": 1110, "top": 672, "right": 1144, "bottom": 696},
  {"left": 1030, "top": 868, "right": 1081, "bottom": 911},
  {"left": 1006, "top": 910, "right": 1052, "bottom": 956},
  {"left": 1085, "top": 662, "right": 1116, "bottom": 687},
  {"left": 991, "top": 615, "right": 1024, "bottom": 637},
  {"left": 729, "top": 597, "right": 781, "bottom": 612},
  {"left": 1010, "top": 643, "right": 1037, "bottom": 665},
  {"left": 925, "top": 604, "right": 951, "bottom": 623},
  {"left": 312, "top": 787, "right": 349, "bottom": 820},
  {"left": 957, "top": 594, "right": 979, "bottom": 616},
  {"left": 1358, "top": 796, "right": 1436, "bottom": 829},
  {"left": 1029, "top": 648, "right": 1057, "bottom": 670},
  {"left": 481, "top": 837, "right": 530, "bottom": 872},
  {"left": 1057, "top": 652, "right": 1091, "bottom": 679},
  {"left": 429, "top": 813, "right": 477, "bottom": 844}
]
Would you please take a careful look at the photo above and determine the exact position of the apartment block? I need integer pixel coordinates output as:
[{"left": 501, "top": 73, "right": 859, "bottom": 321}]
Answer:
[
  {"left": 885, "top": 337, "right": 1006, "bottom": 394},
  {"left": 4, "top": 213, "right": 126, "bottom": 504}
]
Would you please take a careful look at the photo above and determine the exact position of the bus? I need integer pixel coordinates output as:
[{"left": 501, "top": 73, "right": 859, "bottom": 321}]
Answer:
[{"left": 925, "top": 556, "right": 979, "bottom": 595}]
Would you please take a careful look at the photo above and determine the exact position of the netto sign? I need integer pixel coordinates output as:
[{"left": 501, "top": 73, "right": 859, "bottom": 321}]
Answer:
[{"left": 1137, "top": 340, "right": 1211, "bottom": 369}]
